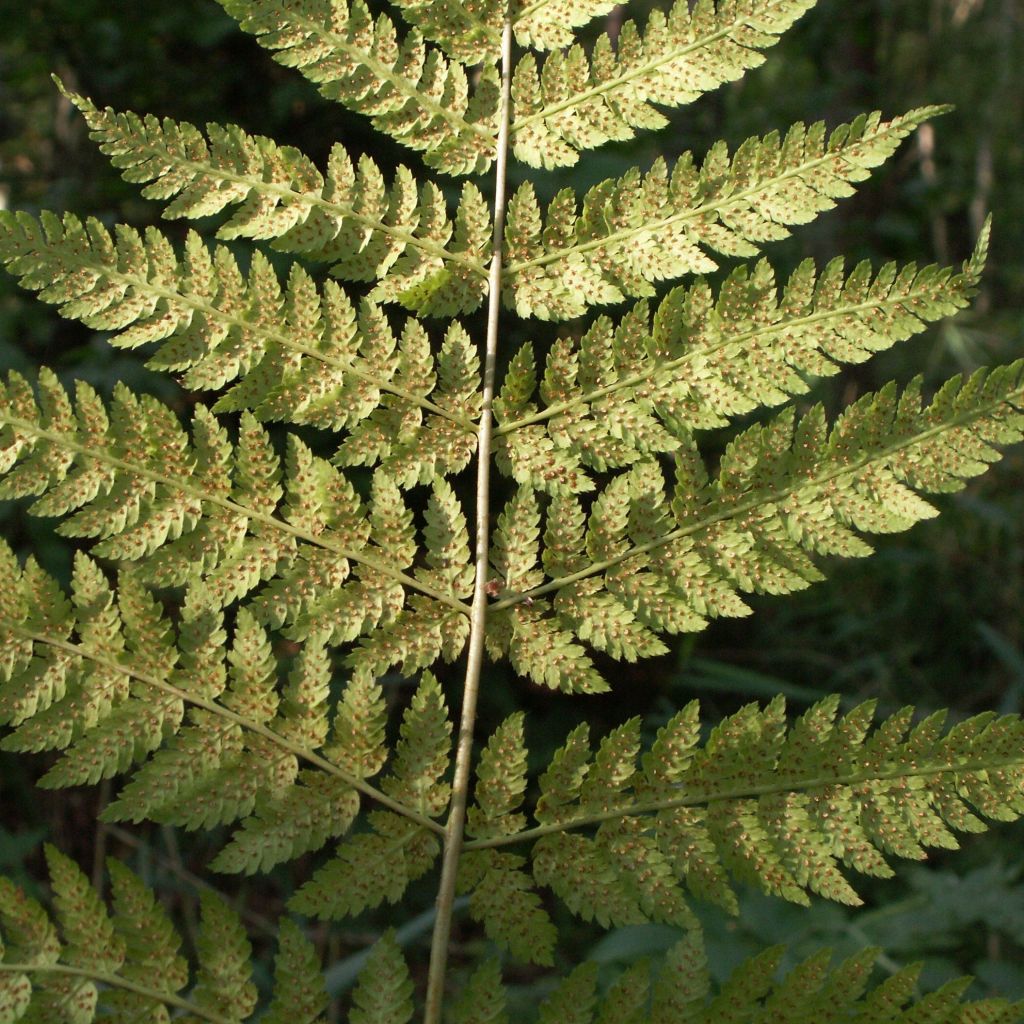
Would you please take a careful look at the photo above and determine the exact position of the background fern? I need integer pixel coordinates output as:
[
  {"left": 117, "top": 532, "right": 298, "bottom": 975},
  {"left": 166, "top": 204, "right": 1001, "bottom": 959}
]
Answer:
[{"left": 1, "top": 1, "right": 1024, "bottom": 1022}]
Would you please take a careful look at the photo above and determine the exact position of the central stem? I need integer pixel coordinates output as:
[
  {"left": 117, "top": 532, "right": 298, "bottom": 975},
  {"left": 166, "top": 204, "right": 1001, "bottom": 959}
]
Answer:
[{"left": 422, "top": 15, "right": 514, "bottom": 1023}]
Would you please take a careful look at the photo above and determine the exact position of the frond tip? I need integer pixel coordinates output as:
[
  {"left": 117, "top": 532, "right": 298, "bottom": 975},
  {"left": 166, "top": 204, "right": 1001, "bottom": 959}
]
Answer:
[{"left": 505, "top": 106, "right": 947, "bottom": 318}]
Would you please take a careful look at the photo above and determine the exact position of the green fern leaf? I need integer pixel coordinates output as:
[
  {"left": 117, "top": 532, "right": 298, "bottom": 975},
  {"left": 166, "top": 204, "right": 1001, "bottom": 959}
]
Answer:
[
  {"left": 467, "top": 713, "right": 528, "bottom": 839},
  {"left": 44, "top": 847, "right": 123, "bottom": 973},
  {"left": 3, "top": 558, "right": 387, "bottom": 872},
  {"left": 31, "top": 847, "right": 123, "bottom": 1023},
  {"left": 210, "top": 773, "right": 360, "bottom": 874},
  {"left": 190, "top": 891, "right": 258, "bottom": 1022},
  {"left": 0, "top": 555, "right": 182, "bottom": 784},
  {"left": 495, "top": 228, "right": 988, "bottom": 450},
  {"left": 536, "top": 962, "right": 598, "bottom": 1024},
  {"left": 324, "top": 668, "right": 389, "bottom": 778},
  {"left": 486, "top": 699, "right": 1024, "bottom": 920},
  {"left": 504, "top": 107, "right": 946, "bottom": 319},
  {"left": 0, "top": 210, "right": 489, "bottom": 420},
  {"left": 458, "top": 849, "right": 556, "bottom": 965},
  {"left": 389, "top": 0, "right": 504, "bottom": 63},
  {"left": 349, "top": 931, "right": 414, "bottom": 1024},
  {"left": 531, "top": 831, "right": 651, "bottom": 929},
  {"left": 535, "top": 723, "right": 591, "bottom": 824},
  {"left": 596, "top": 960, "right": 650, "bottom": 1024},
  {"left": 503, "top": 603, "right": 609, "bottom": 694},
  {"left": 287, "top": 675, "right": 448, "bottom": 913},
  {"left": 215, "top": 0, "right": 499, "bottom": 176},
  {"left": 106, "top": 859, "right": 188, "bottom": 1017},
  {"left": 578, "top": 931, "right": 1021, "bottom": 1024},
  {"left": 639, "top": 700, "right": 702, "bottom": 798},
  {"left": 421, "top": 478, "right": 474, "bottom": 599},
  {"left": 260, "top": 919, "right": 329, "bottom": 1024},
  {"left": 0, "top": 874, "right": 60, "bottom": 1024},
  {"left": 2, "top": 2, "right": 1022, "bottom": 1020},
  {"left": 383, "top": 671, "right": 453, "bottom": 816},
  {"left": 290, "top": 811, "right": 439, "bottom": 920},
  {"left": 0, "top": 856, "right": 334, "bottom": 1024},
  {"left": 512, "top": 0, "right": 620, "bottom": 50},
  {"left": 332, "top": 322, "right": 480, "bottom": 487},
  {"left": 494, "top": 364, "right": 1024, "bottom": 684},
  {"left": 580, "top": 718, "right": 641, "bottom": 811},
  {"left": 490, "top": 488, "right": 544, "bottom": 596},
  {"left": 450, "top": 959, "right": 507, "bottom": 1024},
  {"left": 492, "top": 342, "right": 538, "bottom": 425},
  {"left": 540, "top": 495, "right": 588, "bottom": 578},
  {"left": 511, "top": 0, "right": 816, "bottom": 166},
  {"left": 0, "top": 372, "right": 463, "bottom": 644},
  {"left": 494, "top": 423, "right": 593, "bottom": 497}
]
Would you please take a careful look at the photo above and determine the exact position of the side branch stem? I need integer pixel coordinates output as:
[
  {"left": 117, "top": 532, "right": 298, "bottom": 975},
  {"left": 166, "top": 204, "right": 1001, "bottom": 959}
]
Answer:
[{"left": 422, "top": 16, "right": 514, "bottom": 1024}]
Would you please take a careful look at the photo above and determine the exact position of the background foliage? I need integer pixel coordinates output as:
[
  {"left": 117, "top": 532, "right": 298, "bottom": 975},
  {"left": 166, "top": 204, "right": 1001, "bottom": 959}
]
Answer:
[{"left": 1, "top": 0, "right": 1023, "bottom": 1017}]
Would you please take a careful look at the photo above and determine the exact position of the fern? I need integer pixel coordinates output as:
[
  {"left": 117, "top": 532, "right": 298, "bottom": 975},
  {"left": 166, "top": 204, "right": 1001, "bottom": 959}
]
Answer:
[{"left": 1, "top": 0, "right": 1023, "bottom": 1021}]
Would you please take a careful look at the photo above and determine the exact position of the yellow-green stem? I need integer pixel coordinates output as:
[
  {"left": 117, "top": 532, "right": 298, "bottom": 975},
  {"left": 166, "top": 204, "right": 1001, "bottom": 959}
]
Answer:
[{"left": 421, "top": 14, "right": 514, "bottom": 1024}]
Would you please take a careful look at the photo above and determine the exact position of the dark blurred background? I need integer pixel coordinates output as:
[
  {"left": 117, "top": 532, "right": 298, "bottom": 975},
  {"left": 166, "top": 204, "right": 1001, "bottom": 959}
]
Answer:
[{"left": 1, "top": 0, "right": 1023, "bottom": 1017}]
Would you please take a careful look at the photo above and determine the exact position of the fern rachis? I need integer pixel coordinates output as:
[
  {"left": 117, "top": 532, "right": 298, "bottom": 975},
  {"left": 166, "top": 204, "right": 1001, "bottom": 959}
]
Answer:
[{"left": 1, "top": 1, "right": 1023, "bottom": 1022}]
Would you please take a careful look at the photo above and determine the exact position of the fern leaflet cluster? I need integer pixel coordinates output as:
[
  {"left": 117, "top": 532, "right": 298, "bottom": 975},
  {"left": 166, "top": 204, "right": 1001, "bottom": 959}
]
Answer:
[{"left": 1, "top": 0, "right": 1023, "bottom": 1020}]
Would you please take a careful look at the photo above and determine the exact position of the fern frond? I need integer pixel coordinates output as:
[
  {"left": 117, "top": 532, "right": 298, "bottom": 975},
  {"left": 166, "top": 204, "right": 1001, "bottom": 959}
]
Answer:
[
  {"left": 2, "top": 0, "right": 1021, "bottom": 1017},
  {"left": 215, "top": 0, "right": 500, "bottom": 176},
  {"left": 0, "top": 553, "right": 180, "bottom": 772},
  {"left": 349, "top": 931, "right": 414, "bottom": 1024},
  {"left": 40, "top": 846, "right": 124, "bottom": 1021},
  {"left": 533, "top": 820, "right": 699, "bottom": 929},
  {"left": 104, "top": 858, "right": 189, "bottom": 1021},
  {"left": 505, "top": 107, "right": 944, "bottom": 319},
  {"left": 0, "top": 855, "right": 331, "bottom": 1024},
  {"left": 191, "top": 889, "right": 258, "bottom": 1021},
  {"left": 0, "top": 546, "right": 445, "bottom": 872},
  {"left": 324, "top": 666, "right": 389, "bottom": 777},
  {"left": 0, "top": 372, "right": 470, "bottom": 625},
  {"left": 466, "top": 698, "right": 1024, "bottom": 924},
  {"left": 0, "top": 212, "right": 484, "bottom": 426},
  {"left": 497, "top": 227, "right": 989, "bottom": 445},
  {"left": 290, "top": 810, "right": 440, "bottom": 919},
  {"left": 512, "top": 0, "right": 620, "bottom": 51},
  {"left": 626, "top": 934, "right": 1022, "bottom": 1024},
  {"left": 489, "top": 364, "right": 1024, "bottom": 688},
  {"left": 510, "top": 0, "right": 817, "bottom": 166},
  {"left": 210, "top": 772, "right": 361, "bottom": 874},
  {"left": 261, "top": 919, "right": 329, "bottom": 1024},
  {"left": 490, "top": 487, "right": 545, "bottom": 596},
  {"left": 536, "top": 963, "right": 599, "bottom": 1024},
  {"left": 490, "top": 601, "right": 610, "bottom": 693},
  {"left": 289, "top": 672, "right": 449, "bottom": 916},
  {"left": 467, "top": 713, "right": 529, "bottom": 839},
  {"left": 50, "top": 88, "right": 491, "bottom": 311},
  {"left": 457, "top": 849, "right": 557, "bottom": 965},
  {"left": 383, "top": 671, "right": 453, "bottom": 817},
  {"left": 599, "top": 960, "right": 650, "bottom": 1024},
  {"left": 451, "top": 959, "right": 507, "bottom": 1024},
  {"left": 388, "top": 0, "right": 504, "bottom": 63},
  {"left": 339, "top": 322, "right": 483, "bottom": 488}
]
